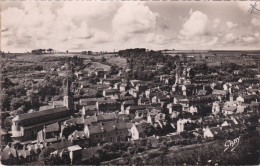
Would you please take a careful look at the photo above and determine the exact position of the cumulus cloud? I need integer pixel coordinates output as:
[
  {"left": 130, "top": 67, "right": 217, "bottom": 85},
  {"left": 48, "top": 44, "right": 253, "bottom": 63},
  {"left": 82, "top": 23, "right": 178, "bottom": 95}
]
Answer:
[
  {"left": 178, "top": 10, "right": 219, "bottom": 49},
  {"left": 2, "top": 1, "right": 170, "bottom": 52},
  {"left": 226, "top": 21, "right": 238, "bottom": 29},
  {"left": 1, "top": 1, "right": 116, "bottom": 52},
  {"left": 180, "top": 11, "right": 208, "bottom": 37},
  {"left": 112, "top": 2, "right": 158, "bottom": 40},
  {"left": 2, "top": 1, "right": 260, "bottom": 52}
]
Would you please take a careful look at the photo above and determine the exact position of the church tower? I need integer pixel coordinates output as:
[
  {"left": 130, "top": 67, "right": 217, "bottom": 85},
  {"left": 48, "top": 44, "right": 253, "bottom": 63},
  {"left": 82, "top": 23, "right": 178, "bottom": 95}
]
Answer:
[{"left": 63, "top": 79, "right": 74, "bottom": 112}]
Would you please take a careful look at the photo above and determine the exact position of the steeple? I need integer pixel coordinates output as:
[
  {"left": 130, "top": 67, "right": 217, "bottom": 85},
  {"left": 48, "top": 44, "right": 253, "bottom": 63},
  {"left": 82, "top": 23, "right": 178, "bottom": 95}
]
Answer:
[
  {"left": 63, "top": 78, "right": 74, "bottom": 111},
  {"left": 64, "top": 78, "right": 70, "bottom": 96}
]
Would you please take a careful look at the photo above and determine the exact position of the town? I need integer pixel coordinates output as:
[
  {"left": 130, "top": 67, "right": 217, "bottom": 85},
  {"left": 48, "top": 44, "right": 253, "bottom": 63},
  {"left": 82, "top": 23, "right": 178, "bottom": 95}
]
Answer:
[{"left": 1, "top": 49, "right": 260, "bottom": 165}]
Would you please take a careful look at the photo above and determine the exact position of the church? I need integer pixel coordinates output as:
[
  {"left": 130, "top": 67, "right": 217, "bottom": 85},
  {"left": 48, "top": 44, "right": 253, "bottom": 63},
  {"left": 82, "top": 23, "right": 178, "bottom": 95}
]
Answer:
[{"left": 11, "top": 79, "right": 74, "bottom": 142}]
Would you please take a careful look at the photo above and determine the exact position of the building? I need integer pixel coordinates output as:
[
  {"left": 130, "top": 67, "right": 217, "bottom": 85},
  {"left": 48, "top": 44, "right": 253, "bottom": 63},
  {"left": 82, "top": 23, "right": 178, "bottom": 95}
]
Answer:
[
  {"left": 212, "top": 101, "right": 224, "bottom": 115},
  {"left": 11, "top": 79, "right": 74, "bottom": 142},
  {"left": 130, "top": 123, "right": 147, "bottom": 140},
  {"left": 84, "top": 121, "right": 128, "bottom": 146}
]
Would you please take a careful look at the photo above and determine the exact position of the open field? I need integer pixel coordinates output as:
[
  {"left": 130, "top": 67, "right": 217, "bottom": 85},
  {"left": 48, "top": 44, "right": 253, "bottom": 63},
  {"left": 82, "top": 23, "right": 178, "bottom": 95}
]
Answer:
[
  {"left": 107, "top": 56, "right": 127, "bottom": 68},
  {"left": 4, "top": 53, "right": 118, "bottom": 62}
]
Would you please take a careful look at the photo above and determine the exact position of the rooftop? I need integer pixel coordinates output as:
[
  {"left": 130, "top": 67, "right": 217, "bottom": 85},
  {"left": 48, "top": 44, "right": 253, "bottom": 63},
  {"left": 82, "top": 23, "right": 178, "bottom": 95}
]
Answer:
[{"left": 13, "top": 106, "right": 69, "bottom": 122}]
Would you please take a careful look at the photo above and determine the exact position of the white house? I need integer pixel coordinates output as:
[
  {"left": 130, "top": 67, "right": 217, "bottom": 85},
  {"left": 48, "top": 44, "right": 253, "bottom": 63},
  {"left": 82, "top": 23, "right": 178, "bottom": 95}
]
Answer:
[{"left": 130, "top": 123, "right": 146, "bottom": 140}]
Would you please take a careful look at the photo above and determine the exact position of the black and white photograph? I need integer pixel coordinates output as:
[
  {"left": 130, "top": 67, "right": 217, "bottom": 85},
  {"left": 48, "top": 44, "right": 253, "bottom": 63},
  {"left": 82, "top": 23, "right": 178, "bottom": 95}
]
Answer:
[{"left": 1, "top": 0, "right": 260, "bottom": 165}]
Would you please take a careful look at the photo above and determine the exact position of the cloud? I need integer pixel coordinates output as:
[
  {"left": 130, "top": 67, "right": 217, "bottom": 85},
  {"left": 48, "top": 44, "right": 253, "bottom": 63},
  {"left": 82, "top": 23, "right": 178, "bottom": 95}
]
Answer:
[
  {"left": 2, "top": 1, "right": 167, "bottom": 52},
  {"left": 213, "top": 18, "right": 220, "bottom": 28},
  {"left": 177, "top": 10, "right": 219, "bottom": 49},
  {"left": 112, "top": 2, "right": 158, "bottom": 40},
  {"left": 237, "top": 1, "right": 254, "bottom": 13},
  {"left": 226, "top": 21, "right": 238, "bottom": 29},
  {"left": 1, "top": 1, "right": 117, "bottom": 52},
  {"left": 2, "top": 1, "right": 260, "bottom": 52},
  {"left": 180, "top": 11, "right": 208, "bottom": 37},
  {"left": 251, "top": 17, "right": 260, "bottom": 27}
]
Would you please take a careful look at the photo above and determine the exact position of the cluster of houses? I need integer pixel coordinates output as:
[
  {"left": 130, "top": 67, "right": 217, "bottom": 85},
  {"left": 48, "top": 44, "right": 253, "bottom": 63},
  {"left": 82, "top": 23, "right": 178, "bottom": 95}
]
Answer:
[{"left": 1, "top": 61, "right": 260, "bottom": 165}]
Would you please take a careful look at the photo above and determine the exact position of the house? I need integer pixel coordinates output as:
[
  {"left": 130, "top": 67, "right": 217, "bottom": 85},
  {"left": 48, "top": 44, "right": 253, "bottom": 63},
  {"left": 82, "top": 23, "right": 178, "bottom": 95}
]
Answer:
[
  {"left": 238, "top": 77, "right": 259, "bottom": 84},
  {"left": 61, "top": 117, "right": 85, "bottom": 138},
  {"left": 130, "top": 80, "right": 145, "bottom": 87},
  {"left": 96, "top": 99, "right": 120, "bottom": 113},
  {"left": 84, "top": 121, "right": 128, "bottom": 146},
  {"left": 197, "top": 89, "right": 207, "bottom": 96},
  {"left": 188, "top": 105, "right": 198, "bottom": 115},
  {"left": 160, "top": 74, "right": 174, "bottom": 85},
  {"left": 84, "top": 116, "right": 98, "bottom": 125},
  {"left": 82, "top": 105, "right": 98, "bottom": 116},
  {"left": 212, "top": 101, "right": 224, "bottom": 115},
  {"left": 222, "top": 105, "right": 237, "bottom": 115},
  {"left": 182, "top": 84, "right": 197, "bottom": 96},
  {"left": 103, "top": 89, "right": 120, "bottom": 99},
  {"left": 37, "top": 122, "right": 60, "bottom": 142},
  {"left": 147, "top": 109, "right": 161, "bottom": 124},
  {"left": 250, "top": 101, "right": 260, "bottom": 112},
  {"left": 129, "top": 88, "right": 141, "bottom": 98},
  {"left": 212, "top": 89, "right": 227, "bottom": 100},
  {"left": 138, "top": 97, "right": 151, "bottom": 105},
  {"left": 1, "top": 145, "right": 19, "bottom": 165},
  {"left": 125, "top": 105, "right": 147, "bottom": 115},
  {"left": 51, "top": 145, "right": 82, "bottom": 165},
  {"left": 236, "top": 95, "right": 245, "bottom": 103},
  {"left": 177, "top": 119, "right": 191, "bottom": 133},
  {"left": 100, "top": 78, "right": 120, "bottom": 86},
  {"left": 79, "top": 98, "right": 99, "bottom": 105},
  {"left": 120, "top": 91, "right": 134, "bottom": 101},
  {"left": 239, "top": 95, "right": 258, "bottom": 104},
  {"left": 135, "top": 109, "right": 148, "bottom": 120},
  {"left": 96, "top": 113, "right": 118, "bottom": 122},
  {"left": 203, "top": 127, "right": 226, "bottom": 139},
  {"left": 167, "top": 103, "right": 182, "bottom": 115},
  {"left": 130, "top": 123, "right": 147, "bottom": 140},
  {"left": 119, "top": 83, "right": 131, "bottom": 92},
  {"left": 121, "top": 100, "right": 135, "bottom": 112},
  {"left": 178, "top": 98, "right": 190, "bottom": 111},
  {"left": 68, "top": 130, "right": 89, "bottom": 148},
  {"left": 50, "top": 140, "right": 73, "bottom": 151}
]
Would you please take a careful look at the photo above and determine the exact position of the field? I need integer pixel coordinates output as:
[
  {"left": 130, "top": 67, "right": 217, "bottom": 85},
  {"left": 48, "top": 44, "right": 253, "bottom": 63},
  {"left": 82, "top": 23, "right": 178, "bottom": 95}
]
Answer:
[
  {"left": 107, "top": 56, "right": 127, "bottom": 68},
  {"left": 5, "top": 53, "right": 118, "bottom": 62},
  {"left": 91, "top": 62, "right": 111, "bottom": 71}
]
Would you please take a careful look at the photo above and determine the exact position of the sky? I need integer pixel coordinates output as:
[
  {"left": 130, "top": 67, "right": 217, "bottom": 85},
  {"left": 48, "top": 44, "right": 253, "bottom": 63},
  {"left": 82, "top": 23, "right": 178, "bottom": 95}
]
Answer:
[{"left": 1, "top": 1, "right": 260, "bottom": 53}]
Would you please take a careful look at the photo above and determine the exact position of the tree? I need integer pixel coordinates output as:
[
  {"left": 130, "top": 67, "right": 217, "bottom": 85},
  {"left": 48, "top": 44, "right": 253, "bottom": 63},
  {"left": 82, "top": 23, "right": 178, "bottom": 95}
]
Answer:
[
  {"left": 159, "top": 143, "right": 169, "bottom": 166},
  {"left": 49, "top": 154, "right": 63, "bottom": 165},
  {"left": 101, "top": 57, "right": 107, "bottom": 63},
  {"left": 47, "top": 48, "right": 53, "bottom": 54},
  {"left": 4, "top": 117, "right": 12, "bottom": 130},
  {"left": 141, "top": 122, "right": 155, "bottom": 136},
  {"left": 40, "top": 147, "right": 56, "bottom": 165}
]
